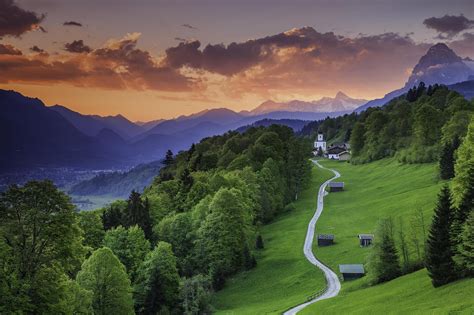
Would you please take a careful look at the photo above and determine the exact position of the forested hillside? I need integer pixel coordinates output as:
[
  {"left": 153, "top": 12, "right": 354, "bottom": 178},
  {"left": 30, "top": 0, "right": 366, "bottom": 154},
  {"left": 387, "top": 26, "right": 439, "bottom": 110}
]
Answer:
[
  {"left": 301, "top": 83, "right": 474, "bottom": 164},
  {"left": 0, "top": 125, "right": 313, "bottom": 314}
]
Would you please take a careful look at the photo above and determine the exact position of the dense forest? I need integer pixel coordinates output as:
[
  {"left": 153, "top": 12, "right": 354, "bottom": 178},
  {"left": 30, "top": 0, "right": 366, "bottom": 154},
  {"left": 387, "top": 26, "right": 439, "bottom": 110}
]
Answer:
[
  {"left": 0, "top": 125, "right": 312, "bottom": 314},
  {"left": 301, "top": 83, "right": 474, "bottom": 166}
]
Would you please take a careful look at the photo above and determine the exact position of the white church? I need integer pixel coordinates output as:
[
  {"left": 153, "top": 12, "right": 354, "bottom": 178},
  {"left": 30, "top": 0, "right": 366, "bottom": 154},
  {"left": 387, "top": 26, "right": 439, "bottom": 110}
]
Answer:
[{"left": 314, "top": 133, "right": 327, "bottom": 153}]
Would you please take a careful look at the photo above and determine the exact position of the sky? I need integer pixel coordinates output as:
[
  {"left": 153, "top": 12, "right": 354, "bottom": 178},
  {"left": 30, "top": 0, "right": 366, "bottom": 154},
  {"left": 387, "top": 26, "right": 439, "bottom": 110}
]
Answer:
[{"left": 0, "top": 0, "right": 473, "bottom": 121}]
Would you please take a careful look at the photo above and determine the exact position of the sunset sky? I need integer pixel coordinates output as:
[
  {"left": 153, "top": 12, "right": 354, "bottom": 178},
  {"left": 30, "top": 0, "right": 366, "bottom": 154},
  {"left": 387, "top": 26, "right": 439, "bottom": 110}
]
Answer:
[{"left": 1, "top": 0, "right": 473, "bottom": 121}]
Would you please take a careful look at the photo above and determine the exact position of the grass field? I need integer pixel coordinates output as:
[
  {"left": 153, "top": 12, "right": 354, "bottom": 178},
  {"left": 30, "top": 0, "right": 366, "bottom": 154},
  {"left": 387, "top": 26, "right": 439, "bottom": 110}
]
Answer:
[
  {"left": 213, "top": 158, "right": 474, "bottom": 314},
  {"left": 212, "top": 166, "right": 333, "bottom": 314},
  {"left": 301, "top": 269, "right": 474, "bottom": 314}
]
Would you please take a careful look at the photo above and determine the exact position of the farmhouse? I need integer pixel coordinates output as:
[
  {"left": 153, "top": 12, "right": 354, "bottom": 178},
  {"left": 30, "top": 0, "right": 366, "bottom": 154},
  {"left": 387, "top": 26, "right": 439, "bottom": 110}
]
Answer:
[
  {"left": 358, "top": 234, "right": 374, "bottom": 247},
  {"left": 327, "top": 146, "right": 346, "bottom": 159},
  {"left": 339, "top": 264, "right": 365, "bottom": 281},
  {"left": 328, "top": 182, "right": 344, "bottom": 192},
  {"left": 317, "top": 234, "right": 335, "bottom": 246}
]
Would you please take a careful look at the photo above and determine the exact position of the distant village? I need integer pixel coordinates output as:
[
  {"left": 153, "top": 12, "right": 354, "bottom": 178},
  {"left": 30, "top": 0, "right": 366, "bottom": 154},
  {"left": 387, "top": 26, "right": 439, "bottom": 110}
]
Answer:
[{"left": 313, "top": 133, "right": 351, "bottom": 160}]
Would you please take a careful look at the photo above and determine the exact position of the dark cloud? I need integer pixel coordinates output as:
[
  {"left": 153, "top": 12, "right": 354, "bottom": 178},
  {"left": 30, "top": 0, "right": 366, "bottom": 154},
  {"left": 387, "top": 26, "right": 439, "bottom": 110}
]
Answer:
[
  {"left": 63, "top": 21, "right": 82, "bottom": 27},
  {"left": 29, "top": 45, "right": 45, "bottom": 53},
  {"left": 163, "top": 27, "right": 428, "bottom": 77},
  {"left": 0, "top": 33, "right": 194, "bottom": 92},
  {"left": 0, "top": 43, "right": 22, "bottom": 55},
  {"left": 182, "top": 23, "right": 198, "bottom": 30},
  {"left": 64, "top": 40, "right": 92, "bottom": 53},
  {"left": 423, "top": 14, "right": 474, "bottom": 38},
  {"left": 0, "top": 0, "right": 45, "bottom": 37}
]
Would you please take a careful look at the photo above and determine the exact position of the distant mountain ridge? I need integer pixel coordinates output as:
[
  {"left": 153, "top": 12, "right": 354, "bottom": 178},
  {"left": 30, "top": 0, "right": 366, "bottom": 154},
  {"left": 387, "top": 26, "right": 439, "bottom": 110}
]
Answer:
[
  {"left": 51, "top": 105, "right": 144, "bottom": 139},
  {"left": 251, "top": 92, "right": 367, "bottom": 115}
]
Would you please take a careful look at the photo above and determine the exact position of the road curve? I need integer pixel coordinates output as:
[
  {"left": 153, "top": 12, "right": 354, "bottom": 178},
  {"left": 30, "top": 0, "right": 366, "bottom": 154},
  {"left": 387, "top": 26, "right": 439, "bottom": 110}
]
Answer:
[{"left": 283, "top": 160, "right": 341, "bottom": 315}]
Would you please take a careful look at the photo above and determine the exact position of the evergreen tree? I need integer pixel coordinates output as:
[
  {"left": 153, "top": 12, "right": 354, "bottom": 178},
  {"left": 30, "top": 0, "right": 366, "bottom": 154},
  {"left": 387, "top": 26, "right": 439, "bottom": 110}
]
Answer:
[
  {"left": 134, "top": 242, "right": 180, "bottom": 314},
  {"left": 439, "top": 138, "right": 459, "bottom": 180},
  {"left": 102, "top": 202, "right": 125, "bottom": 230},
  {"left": 125, "top": 191, "right": 153, "bottom": 240},
  {"left": 368, "top": 218, "right": 401, "bottom": 283},
  {"left": 453, "top": 116, "right": 474, "bottom": 205},
  {"left": 76, "top": 247, "right": 134, "bottom": 315},
  {"left": 452, "top": 166, "right": 474, "bottom": 255},
  {"left": 164, "top": 149, "right": 174, "bottom": 166},
  {"left": 426, "top": 186, "right": 457, "bottom": 287}
]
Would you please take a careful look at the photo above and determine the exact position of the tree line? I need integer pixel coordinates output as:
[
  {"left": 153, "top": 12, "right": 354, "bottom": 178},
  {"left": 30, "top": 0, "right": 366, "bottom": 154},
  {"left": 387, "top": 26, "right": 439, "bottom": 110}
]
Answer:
[{"left": 0, "top": 124, "right": 313, "bottom": 314}]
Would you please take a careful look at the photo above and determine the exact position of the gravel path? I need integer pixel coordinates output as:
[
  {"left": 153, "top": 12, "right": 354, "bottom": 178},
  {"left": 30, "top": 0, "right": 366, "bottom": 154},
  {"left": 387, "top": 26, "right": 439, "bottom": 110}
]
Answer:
[{"left": 283, "top": 160, "right": 341, "bottom": 315}]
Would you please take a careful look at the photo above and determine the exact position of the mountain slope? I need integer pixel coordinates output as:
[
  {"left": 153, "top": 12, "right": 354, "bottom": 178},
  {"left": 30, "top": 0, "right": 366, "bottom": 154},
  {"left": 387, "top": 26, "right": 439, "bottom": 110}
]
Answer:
[
  {"left": 0, "top": 90, "right": 112, "bottom": 170},
  {"left": 355, "top": 43, "right": 474, "bottom": 112},
  {"left": 51, "top": 105, "right": 144, "bottom": 139}
]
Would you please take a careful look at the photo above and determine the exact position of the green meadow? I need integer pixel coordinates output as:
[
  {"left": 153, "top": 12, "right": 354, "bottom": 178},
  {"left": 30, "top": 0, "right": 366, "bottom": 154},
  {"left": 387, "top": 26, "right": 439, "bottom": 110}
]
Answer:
[{"left": 214, "top": 158, "right": 474, "bottom": 314}]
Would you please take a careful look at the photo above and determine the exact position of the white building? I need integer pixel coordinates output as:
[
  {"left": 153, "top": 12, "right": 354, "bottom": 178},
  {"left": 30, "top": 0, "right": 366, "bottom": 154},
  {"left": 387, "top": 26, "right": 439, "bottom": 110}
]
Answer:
[{"left": 314, "top": 133, "right": 327, "bottom": 152}]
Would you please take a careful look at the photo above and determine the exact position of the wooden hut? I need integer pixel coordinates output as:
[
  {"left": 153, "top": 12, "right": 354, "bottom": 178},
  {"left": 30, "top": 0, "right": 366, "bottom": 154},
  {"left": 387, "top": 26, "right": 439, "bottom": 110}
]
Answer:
[
  {"left": 328, "top": 182, "right": 344, "bottom": 192},
  {"left": 317, "top": 234, "right": 334, "bottom": 246},
  {"left": 339, "top": 264, "right": 365, "bottom": 280},
  {"left": 358, "top": 234, "right": 374, "bottom": 247}
]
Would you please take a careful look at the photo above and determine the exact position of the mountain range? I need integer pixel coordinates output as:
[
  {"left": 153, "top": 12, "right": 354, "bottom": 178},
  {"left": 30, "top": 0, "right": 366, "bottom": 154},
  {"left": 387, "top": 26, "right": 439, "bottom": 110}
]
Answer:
[{"left": 2, "top": 43, "right": 474, "bottom": 172}]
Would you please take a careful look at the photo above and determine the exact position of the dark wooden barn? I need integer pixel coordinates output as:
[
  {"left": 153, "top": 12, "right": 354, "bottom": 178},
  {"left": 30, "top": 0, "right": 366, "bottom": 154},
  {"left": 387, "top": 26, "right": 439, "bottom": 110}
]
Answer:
[
  {"left": 328, "top": 182, "right": 344, "bottom": 192},
  {"left": 358, "top": 234, "right": 374, "bottom": 247},
  {"left": 317, "top": 234, "right": 335, "bottom": 246},
  {"left": 339, "top": 264, "right": 365, "bottom": 281}
]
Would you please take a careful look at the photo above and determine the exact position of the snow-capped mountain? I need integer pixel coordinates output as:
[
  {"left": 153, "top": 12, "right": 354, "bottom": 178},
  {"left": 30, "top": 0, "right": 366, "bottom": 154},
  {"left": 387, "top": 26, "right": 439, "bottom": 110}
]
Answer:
[{"left": 250, "top": 92, "right": 367, "bottom": 115}]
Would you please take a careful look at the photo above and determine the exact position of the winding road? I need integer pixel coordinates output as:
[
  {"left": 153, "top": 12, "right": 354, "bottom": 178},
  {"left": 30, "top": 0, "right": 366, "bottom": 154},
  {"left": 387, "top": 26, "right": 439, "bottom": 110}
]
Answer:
[{"left": 283, "top": 160, "right": 341, "bottom": 315}]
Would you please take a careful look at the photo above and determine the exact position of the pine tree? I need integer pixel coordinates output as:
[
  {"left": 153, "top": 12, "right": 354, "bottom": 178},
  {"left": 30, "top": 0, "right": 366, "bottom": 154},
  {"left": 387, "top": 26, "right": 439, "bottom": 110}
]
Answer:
[
  {"left": 426, "top": 186, "right": 457, "bottom": 287},
  {"left": 368, "top": 218, "right": 401, "bottom": 284},
  {"left": 439, "top": 138, "right": 459, "bottom": 180},
  {"left": 164, "top": 149, "right": 174, "bottom": 166},
  {"left": 125, "top": 191, "right": 153, "bottom": 241}
]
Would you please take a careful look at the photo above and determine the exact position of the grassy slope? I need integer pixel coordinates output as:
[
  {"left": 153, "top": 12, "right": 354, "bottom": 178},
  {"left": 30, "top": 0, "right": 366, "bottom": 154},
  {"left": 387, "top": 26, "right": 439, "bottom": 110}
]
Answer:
[
  {"left": 301, "top": 269, "right": 474, "bottom": 314},
  {"left": 212, "top": 166, "right": 333, "bottom": 314},
  {"left": 302, "top": 159, "right": 474, "bottom": 314}
]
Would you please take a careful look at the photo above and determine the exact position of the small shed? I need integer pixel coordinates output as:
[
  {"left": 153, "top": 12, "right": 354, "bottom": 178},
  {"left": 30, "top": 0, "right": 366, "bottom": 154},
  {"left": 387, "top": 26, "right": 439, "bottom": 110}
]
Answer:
[
  {"left": 338, "top": 151, "right": 351, "bottom": 161},
  {"left": 328, "top": 182, "right": 344, "bottom": 192},
  {"left": 317, "top": 234, "right": 335, "bottom": 246},
  {"left": 339, "top": 264, "right": 365, "bottom": 281},
  {"left": 358, "top": 234, "right": 374, "bottom": 247}
]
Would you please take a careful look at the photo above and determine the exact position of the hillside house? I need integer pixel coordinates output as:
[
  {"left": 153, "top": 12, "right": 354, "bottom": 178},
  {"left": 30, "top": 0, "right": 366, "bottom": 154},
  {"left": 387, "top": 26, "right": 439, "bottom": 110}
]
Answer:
[
  {"left": 328, "top": 182, "right": 344, "bottom": 192},
  {"left": 317, "top": 234, "right": 335, "bottom": 246},
  {"left": 339, "top": 264, "right": 365, "bottom": 280},
  {"left": 327, "top": 146, "right": 347, "bottom": 159},
  {"left": 358, "top": 234, "right": 374, "bottom": 247}
]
